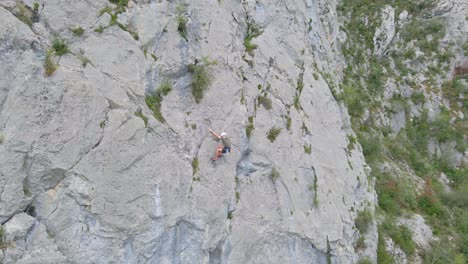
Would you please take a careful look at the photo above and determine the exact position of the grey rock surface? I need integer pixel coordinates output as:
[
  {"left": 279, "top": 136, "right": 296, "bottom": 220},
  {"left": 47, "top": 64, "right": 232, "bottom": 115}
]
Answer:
[{"left": 0, "top": 0, "right": 379, "bottom": 263}]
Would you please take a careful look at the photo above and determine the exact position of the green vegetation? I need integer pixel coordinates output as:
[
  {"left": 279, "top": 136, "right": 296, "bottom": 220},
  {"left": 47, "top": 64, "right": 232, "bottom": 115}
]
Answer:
[
  {"left": 44, "top": 49, "right": 57, "bottom": 76},
  {"left": 0, "top": 226, "right": 5, "bottom": 249},
  {"left": 145, "top": 80, "right": 173, "bottom": 123},
  {"left": 16, "top": 3, "right": 33, "bottom": 26},
  {"left": 99, "top": 6, "right": 113, "bottom": 17},
  {"left": 94, "top": 26, "right": 105, "bottom": 33},
  {"left": 134, "top": 109, "right": 148, "bottom": 127},
  {"left": 0, "top": 133, "right": 4, "bottom": 144},
  {"left": 176, "top": 4, "right": 188, "bottom": 41},
  {"left": 347, "top": 135, "right": 357, "bottom": 151},
  {"left": 266, "top": 127, "right": 281, "bottom": 142},
  {"left": 355, "top": 209, "right": 372, "bottom": 234},
  {"left": 192, "top": 157, "right": 199, "bottom": 175},
  {"left": 188, "top": 58, "right": 216, "bottom": 103},
  {"left": 304, "top": 144, "right": 312, "bottom": 154},
  {"left": 246, "top": 116, "right": 255, "bottom": 139},
  {"left": 270, "top": 167, "right": 279, "bottom": 182},
  {"left": 355, "top": 236, "right": 366, "bottom": 250},
  {"left": 356, "top": 258, "right": 372, "bottom": 264},
  {"left": 339, "top": 0, "right": 468, "bottom": 261},
  {"left": 244, "top": 22, "right": 261, "bottom": 55},
  {"left": 382, "top": 221, "right": 416, "bottom": 255},
  {"left": 313, "top": 175, "right": 319, "bottom": 206},
  {"left": 410, "top": 91, "right": 425, "bottom": 105},
  {"left": 257, "top": 95, "right": 272, "bottom": 110},
  {"left": 285, "top": 116, "right": 292, "bottom": 130},
  {"left": 377, "top": 229, "right": 395, "bottom": 264},
  {"left": 326, "top": 237, "right": 332, "bottom": 264},
  {"left": 70, "top": 27, "right": 85, "bottom": 36},
  {"left": 293, "top": 95, "right": 301, "bottom": 110},
  {"left": 52, "top": 39, "right": 69, "bottom": 56},
  {"left": 109, "top": 0, "right": 128, "bottom": 7}
]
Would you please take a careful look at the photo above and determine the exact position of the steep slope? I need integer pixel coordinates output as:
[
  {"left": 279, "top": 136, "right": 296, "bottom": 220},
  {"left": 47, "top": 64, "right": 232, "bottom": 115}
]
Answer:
[
  {"left": 0, "top": 0, "right": 377, "bottom": 263},
  {"left": 339, "top": 0, "right": 467, "bottom": 263}
]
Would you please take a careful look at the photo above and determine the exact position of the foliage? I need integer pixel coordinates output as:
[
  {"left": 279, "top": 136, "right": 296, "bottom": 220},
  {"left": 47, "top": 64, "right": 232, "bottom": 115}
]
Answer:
[
  {"left": 285, "top": 116, "right": 292, "bottom": 130},
  {"left": 367, "top": 59, "right": 385, "bottom": 95},
  {"left": 410, "top": 91, "right": 425, "bottom": 105},
  {"left": 356, "top": 258, "right": 372, "bottom": 264},
  {"left": 145, "top": 80, "right": 173, "bottom": 123},
  {"left": 0, "top": 133, "right": 4, "bottom": 144},
  {"left": 266, "top": 127, "right": 281, "bottom": 142},
  {"left": 293, "top": 95, "right": 301, "bottom": 110},
  {"left": 109, "top": 0, "right": 128, "bottom": 7},
  {"left": 70, "top": 27, "right": 85, "bottom": 36},
  {"left": 192, "top": 157, "right": 199, "bottom": 175},
  {"left": 52, "top": 39, "right": 69, "bottom": 56},
  {"left": 355, "top": 209, "right": 373, "bottom": 234},
  {"left": 304, "top": 144, "right": 312, "bottom": 154},
  {"left": 244, "top": 22, "right": 261, "bottom": 55},
  {"left": 246, "top": 116, "right": 255, "bottom": 139},
  {"left": 270, "top": 167, "right": 279, "bottom": 182},
  {"left": 377, "top": 229, "right": 395, "bottom": 264},
  {"left": 188, "top": 58, "right": 216, "bottom": 103},
  {"left": 176, "top": 4, "right": 188, "bottom": 41},
  {"left": 134, "top": 109, "right": 148, "bottom": 127},
  {"left": 257, "top": 95, "right": 272, "bottom": 110},
  {"left": 44, "top": 49, "right": 57, "bottom": 76},
  {"left": 16, "top": 3, "right": 32, "bottom": 26}
]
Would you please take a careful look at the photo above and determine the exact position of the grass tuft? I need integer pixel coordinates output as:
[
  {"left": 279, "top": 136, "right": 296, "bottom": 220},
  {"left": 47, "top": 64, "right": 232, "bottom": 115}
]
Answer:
[{"left": 267, "top": 127, "right": 281, "bottom": 142}]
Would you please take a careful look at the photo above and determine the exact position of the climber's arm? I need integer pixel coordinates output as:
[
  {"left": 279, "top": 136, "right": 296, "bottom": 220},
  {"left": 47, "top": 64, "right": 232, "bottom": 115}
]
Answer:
[{"left": 209, "top": 129, "right": 221, "bottom": 139}]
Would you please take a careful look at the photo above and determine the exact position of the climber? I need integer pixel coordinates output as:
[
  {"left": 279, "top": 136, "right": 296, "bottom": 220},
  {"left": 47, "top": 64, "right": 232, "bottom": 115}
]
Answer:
[{"left": 209, "top": 129, "right": 231, "bottom": 161}]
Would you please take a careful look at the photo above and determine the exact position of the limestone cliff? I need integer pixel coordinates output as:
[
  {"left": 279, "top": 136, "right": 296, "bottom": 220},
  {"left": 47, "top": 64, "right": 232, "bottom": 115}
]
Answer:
[{"left": 0, "top": 0, "right": 466, "bottom": 263}]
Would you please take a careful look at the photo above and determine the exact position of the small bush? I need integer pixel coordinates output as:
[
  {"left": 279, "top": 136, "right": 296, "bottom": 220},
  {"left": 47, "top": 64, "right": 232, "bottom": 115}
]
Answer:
[
  {"left": 244, "top": 22, "right": 261, "bottom": 55},
  {"left": 267, "top": 127, "right": 281, "bottom": 142},
  {"left": 347, "top": 135, "right": 357, "bottom": 151},
  {"left": 410, "top": 91, "right": 425, "bottom": 105},
  {"left": 16, "top": 3, "right": 32, "bottom": 26},
  {"left": 158, "top": 80, "right": 172, "bottom": 96},
  {"left": 52, "top": 39, "right": 69, "bottom": 56},
  {"left": 377, "top": 229, "right": 395, "bottom": 264},
  {"left": 257, "top": 95, "right": 272, "bottom": 110},
  {"left": 357, "top": 131, "right": 382, "bottom": 162},
  {"left": 44, "top": 49, "right": 57, "bottom": 76},
  {"left": 177, "top": 16, "right": 188, "bottom": 41},
  {"left": 176, "top": 4, "right": 188, "bottom": 41},
  {"left": 285, "top": 116, "right": 291, "bottom": 130},
  {"left": 145, "top": 93, "right": 164, "bottom": 123},
  {"left": 70, "top": 27, "right": 85, "bottom": 36},
  {"left": 367, "top": 59, "right": 385, "bottom": 95},
  {"left": 145, "top": 81, "right": 172, "bottom": 123},
  {"left": 355, "top": 236, "right": 366, "bottom": 250},
  {"left": 304, "top": 144, "right": 312, "bottom": 154},
  {"left": 192, "top": 157, "right": 199, "bottom": 175},
  {"left": 109, "top": 0, "right": 128, "bottom": 7},
  {"left": 246, "top": 116, "right": 254, "bottom": 139},
  {"left": 356, "top": 257, "right": 372, "bottom": 264},
  {"left": 293, "top": 95, "right": 301, "bottom": 110},
  {"left": 355, "top": 209, "right": 372, "bottom": 234},
  {"left": 388, "top": 224, "right": 416, "bottom": 255},
  {"left": 94, "top": 26, "right": 105, "bottom": 33},
  {"left": 134, "top": 109, "right": 148, "bottom": 127},
  {"left": 0, "top": 133, "right": 4, "bottom": 144},
  {"left": 188, "top": 59, "right": 215, "bottom": 103},
  {"left": 99, "top": 6, "right": 113, "bottom": 17},
  {"left": 270, "top": 168, "right": 279, "bottom": 182}
]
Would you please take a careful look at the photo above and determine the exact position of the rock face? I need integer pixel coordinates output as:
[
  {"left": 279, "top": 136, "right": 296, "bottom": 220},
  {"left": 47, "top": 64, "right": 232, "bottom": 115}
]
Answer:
[{"left": 0, "top": 0, "right": 377, "bottom": 263}]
